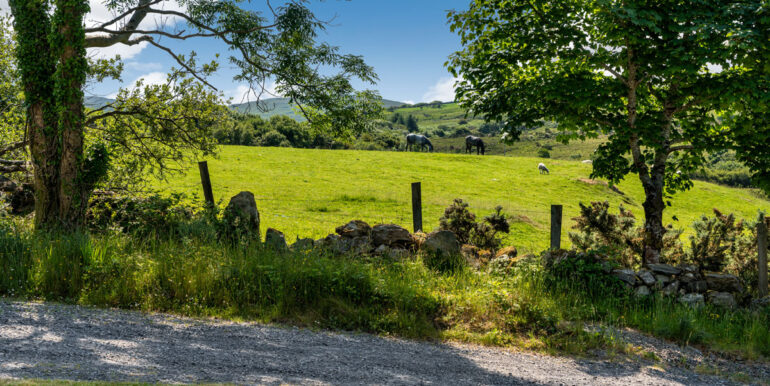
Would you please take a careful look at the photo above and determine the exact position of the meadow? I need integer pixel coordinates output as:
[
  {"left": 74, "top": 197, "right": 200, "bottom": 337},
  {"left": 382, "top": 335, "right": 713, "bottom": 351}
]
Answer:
[{"left": 156, "top": 146, "right": 770, "bottom": 252}]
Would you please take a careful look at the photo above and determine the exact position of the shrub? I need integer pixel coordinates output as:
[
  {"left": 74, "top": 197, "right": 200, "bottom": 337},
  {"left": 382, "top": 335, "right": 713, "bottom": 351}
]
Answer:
[
  {"left": 87, "top": 193, "right": 199, "bottom": 238},
  {"left": 439, "top": 200, "right": 511, "bottom": 251},
  {"left": 543, "top": 249, "right": 623, "bottom": 297},
  {"left": 537, "top": 148, "right": 551, "bottom": 158},
  {"left": 439, "top": 199, "right": 476, "bottom": 244},
  {"left": 569, "top": 201, "right": 683, "bottom": 268}
]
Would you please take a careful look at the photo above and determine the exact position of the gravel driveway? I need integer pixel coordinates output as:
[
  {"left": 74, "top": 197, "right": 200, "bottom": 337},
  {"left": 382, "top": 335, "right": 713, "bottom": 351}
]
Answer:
[{"left": 0, "top": 300, "right": 742, "bottom": 385}]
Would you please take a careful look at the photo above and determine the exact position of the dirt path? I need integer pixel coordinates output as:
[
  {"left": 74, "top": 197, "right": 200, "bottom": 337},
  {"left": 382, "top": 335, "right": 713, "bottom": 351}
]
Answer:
[{"left": 0, "top": 301, "right": 739, "bottom": 385}]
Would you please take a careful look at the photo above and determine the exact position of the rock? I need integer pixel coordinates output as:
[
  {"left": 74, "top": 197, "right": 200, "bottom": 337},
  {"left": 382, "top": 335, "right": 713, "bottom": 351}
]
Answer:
[
  {"left": 371, "top": 224, "right": 413, "bottom": 249},
  {"left": 661, "top": 281, "right": 680, "bottom": 297},
  {"left": 388, "top": 248, "right": 411, "bottom": 260},
  {"left": 315, "top": 234, "right": 343, "bottom": 253},
  {"left": 704, "top": 273, "right": 744, "bottom": 293},
  {"left": 461, "top": 244, "right": 479, "bottom": 260},
  {"left": 0, "top": 175, "right": 17, "bottom": 192},
  {"left": 612, "top": 269, "right": 637, "bottom": 286},
  {"left": 679, "top": 272, "right": 697, "bottom": 283},
  {"left": 374, "top": 244, "right": 389, "bottom": 255},
  {"left": 647, "top": 263, "right": 681, "bottom": 276},
  {"left": 265, "top": 228, "right": 287, "bottom": 251},
  {"left": 335, "top": 220, "right": 371, "bottom": 238},
  {"left": 634, "top": 285, "right": 651, "bottom": 297},
  {"left": 751, "top": 296, "right": 770, "bottom": 309},
  {"left": 682, "top": 265, "right": 700, "bottom": 275},
  {"left": 679, "top": 293, "right": 705, "bottom": 308},
  {"left": 541, "top": 249, "right": 571, "bottom": 268},
  {"left": 495, "top": 246, "right": 518, "bottom": 258},
  {"left": 708, "top": 292, "right": 737, "bottom": 309},
  {"left": 224, "top": 191, "right": 261, "bottom": 239},
  {"left": 687, "top": 280, "right": 708, "bottom": 294},
  {"left": 655, "top": 274, "right": 672, "bottom": 288},
  {"left": 422, "top": 230, "right": 461, "bottom": 257},
  {"left": 341, "top": 236, "right": 373, "bottom": 255},
  {"left": 291, "top": 238, "right": 315, "bottom": 252},
  {"left": 581, "top": 160, "right": 593, "bottom": 164},
  {"left": 637, "top": 270, "right": 656, "bottom": 286}
]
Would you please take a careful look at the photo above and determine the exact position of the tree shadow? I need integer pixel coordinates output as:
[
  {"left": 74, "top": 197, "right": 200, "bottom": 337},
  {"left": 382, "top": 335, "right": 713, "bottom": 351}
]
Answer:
[{"left": 0, "top": 301, "right": 726, "bottom": 385}]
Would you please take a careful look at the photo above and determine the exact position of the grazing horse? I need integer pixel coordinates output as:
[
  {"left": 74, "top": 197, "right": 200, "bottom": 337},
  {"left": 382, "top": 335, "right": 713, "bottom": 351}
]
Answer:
[
  {"left": 406, "top": 133, "right": 434, "bottom": 152},
  {"left": 465, "top": 135, "right": 485, "bottom": 155},
  {"left": 538, "top": 163, "right": 550, "bottom": 174}
]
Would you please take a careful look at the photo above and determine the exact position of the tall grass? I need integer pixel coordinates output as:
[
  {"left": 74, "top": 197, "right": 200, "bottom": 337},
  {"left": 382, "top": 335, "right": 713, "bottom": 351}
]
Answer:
[{"left": 0, "top": 221, "right": 768, "bottom": 359}]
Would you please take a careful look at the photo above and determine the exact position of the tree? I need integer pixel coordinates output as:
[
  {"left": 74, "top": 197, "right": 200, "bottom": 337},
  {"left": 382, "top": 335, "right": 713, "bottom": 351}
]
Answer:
[
  {"left": 448, "top": 0, "right": 769, "bottom": 264},
  {"left": 406, "top": 114, "right": 419, "bottom": 132},
  {"left": 7, "top": 0, "right": 381, "bottom": 230}
]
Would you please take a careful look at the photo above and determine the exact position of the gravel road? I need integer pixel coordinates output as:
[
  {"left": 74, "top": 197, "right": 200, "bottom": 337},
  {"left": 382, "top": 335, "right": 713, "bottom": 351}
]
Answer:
[{"left": 0, "top": 300, "right": 744, "bottom": 385}]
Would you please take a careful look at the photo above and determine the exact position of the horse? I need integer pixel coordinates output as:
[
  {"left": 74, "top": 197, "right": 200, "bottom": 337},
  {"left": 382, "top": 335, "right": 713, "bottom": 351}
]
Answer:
[
  {"left": 406, "top": 133, "right": 433, "bottom": 152},
  {"left": 538, "top": 163, "right": 550, "bottom": 174},
  {"left": 465, "top": 135, "right": 485, "bottom": 155}
]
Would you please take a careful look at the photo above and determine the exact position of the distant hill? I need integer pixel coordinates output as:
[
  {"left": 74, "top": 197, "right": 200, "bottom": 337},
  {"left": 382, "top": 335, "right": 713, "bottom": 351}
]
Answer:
[
  {"left": 84, "top": 96, "right": 114, "bottom": 109},
  {"left": 230, "top": 97, "right": 409, "bottom": 120}
]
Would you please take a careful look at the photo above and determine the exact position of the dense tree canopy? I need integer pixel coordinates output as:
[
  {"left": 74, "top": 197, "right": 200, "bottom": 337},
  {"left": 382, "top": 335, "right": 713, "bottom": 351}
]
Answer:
[
  {"left": 4, "top": 0, "right": 382, "bottom": 230},
  {"left": 448, "top": 0, "right": 769, "bottom": 263}
]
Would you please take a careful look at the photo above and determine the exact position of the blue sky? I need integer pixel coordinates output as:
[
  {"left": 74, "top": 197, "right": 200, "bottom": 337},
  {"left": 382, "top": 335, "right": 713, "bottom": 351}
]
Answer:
[{"left": 64, "top": 0, "right": 470, "bottom": 104}]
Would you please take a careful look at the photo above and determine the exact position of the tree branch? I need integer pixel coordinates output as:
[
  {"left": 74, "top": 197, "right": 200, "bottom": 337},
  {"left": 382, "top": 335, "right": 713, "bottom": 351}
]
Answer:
[
  {"left": 145, "top": 39, "right": 217, "bottom": 90},
  {"left": 667, "top": 144, "right": 694, "bottom": 154},
  {"left": 0, "top": 141, "right": 27, "bottom": 156}
]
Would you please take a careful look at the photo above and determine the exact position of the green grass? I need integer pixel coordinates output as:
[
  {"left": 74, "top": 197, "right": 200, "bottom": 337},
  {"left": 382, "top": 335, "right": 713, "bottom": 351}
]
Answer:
[
  {"left": 155, "top": 146, "right": 770, "bottom": 252},
  {"left": 1, "top": 225, "right": 768, "bottom": 360}
]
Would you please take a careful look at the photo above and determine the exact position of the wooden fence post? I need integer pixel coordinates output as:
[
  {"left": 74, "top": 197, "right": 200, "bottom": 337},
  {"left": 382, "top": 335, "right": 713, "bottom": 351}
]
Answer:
[
  {"left": 198, "top": 161, "right": 215, "bottom": 205},
  {"left": 411, "top": 182, "right": 422, "bottom": 233},
  {"left": 757, "top": 213, "right": 767, "bottom": 297},
  {"left": 551, "top": 204, "right": 563, "bottom": 250}
]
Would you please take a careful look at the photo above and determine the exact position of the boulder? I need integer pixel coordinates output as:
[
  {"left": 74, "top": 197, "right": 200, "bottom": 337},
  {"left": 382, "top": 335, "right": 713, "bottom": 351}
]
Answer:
[
  {"left": 291, "top": 238, "right": 315, "bottom": 252},
  {"left": 704, "top": 273, "right": 744, "bottom": 293},
  {"left": 335, "top": 220, "right": 372, "bottom": 238},
  {"left": 315, "top": 234, "right": 344, "bottom": 253},
  {"left": 634, "top": 285, "right": 651, "bottom": 297},
  {"left": 265, "top": 228, "right": 287, "bottom": 251},
  {"left": 341, "top": 236, "right": 373, "bottom": 255},
  {"left": 661, "top": 281, "right": 680, "bottom": 297},
  {"left": 612, "top": 269, "right": 637, "bottom": 286},
  {"left": 679, "top": 272, "right": 697, "bottom": 283},
  {"left": 751, "top": 296, "right": 770, "bottom": 310},
  {"left": 371, "top": 224, "right": 413, "bottom": 249},
  {"left": 637, "top": 270, "right": 656, "bottom": 287},
  {"left": 374, "top": 244, "right": 389, "bottom": 255},
  {"left": 687, "top": 280, "right": 708, "bottom": 294},
  {"left": 422, "top": 230, "right": 461, "bottom": 257},
  {"left": 224, "top": 191, "right": 260, "bottom": 239},
  {"left": 495, "top": 246, "right": 518, "bottom": 258},
  {"left": 708, "top": 292, "right": 737, "bottom": 309},
  {"left": 647, "top": 263, "right": 681, "bottom": 276},
  {"left": 679, "top": 293, "right": 705, "bottom": 308},
  {"left": 655, "top": 274, "right": 672, "bottom": 288}
]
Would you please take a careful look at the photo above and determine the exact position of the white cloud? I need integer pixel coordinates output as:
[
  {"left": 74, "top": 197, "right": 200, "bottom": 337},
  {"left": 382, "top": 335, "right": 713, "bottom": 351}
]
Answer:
[
  {"left": 402, "top": 100, "right": 415, "bottom": 105},
  {"left": 107, "top": 71, "right": 167, "bottom": 98},
  {"left": 226, "top": 85, "right": 252, "bottom": 103},
  {"left": 421, "top": 77, "right": 459, "bottom": 103},
  {"left": 124, "top": 61, "right": 163, "bottom": 72},
  {"left": 87, "top": 41, "right": 149, "bottom": 60}
]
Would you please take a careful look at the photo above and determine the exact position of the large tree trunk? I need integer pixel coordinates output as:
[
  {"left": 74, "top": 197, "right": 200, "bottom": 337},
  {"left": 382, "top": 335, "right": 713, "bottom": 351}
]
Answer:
[
  {"left": 640, "top": 174, "right": 666, "bottom": 265},
  {"left": 54, "top": 0, "right": 90, "bottom": 229},
  {"left": 9, "top": 0, "right": 61, "bottom": 229}
]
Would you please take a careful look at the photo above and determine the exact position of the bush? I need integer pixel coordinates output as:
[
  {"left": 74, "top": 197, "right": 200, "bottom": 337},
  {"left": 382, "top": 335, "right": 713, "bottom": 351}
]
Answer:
[
  {"left": 439, "top": 200, "right": 510, "bottom": 251},
  {"left": 87, "top": 193, "right": 199, "bottom": 238},
  {"left": 537, "top": 148, "right": 551, "bottom": 158}
]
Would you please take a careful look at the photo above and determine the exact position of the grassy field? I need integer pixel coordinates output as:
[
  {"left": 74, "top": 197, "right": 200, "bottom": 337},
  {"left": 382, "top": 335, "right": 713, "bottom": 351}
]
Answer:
[{"left": 156, "top": 146, "right": 770, "bottom": 252}]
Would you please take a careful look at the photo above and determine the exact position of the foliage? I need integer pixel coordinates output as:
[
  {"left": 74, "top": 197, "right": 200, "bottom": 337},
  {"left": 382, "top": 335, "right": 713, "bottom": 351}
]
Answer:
[
  {"left": 87, "top": 193, "right": 200, "bottom": 239},
  {"left": 439, "top": 199, "right": 476, "bottom": 244},
  {"left": 570, "top": 202, "right": 684, "bottom": 267},
  {"left": 448, "top": 0, "right": 770, "bottom": 263},
  {"left": 537, "top": 148, "right": 551, "bottom": 159},
  {"left": 439, "top": 199, "right": 510, "bottom": 251},
  {"left": 543, "top": 249, "right": 623, "bottom": 298},
  {"left": 0, "top": 16, "right": 24, "bottom": 159}
]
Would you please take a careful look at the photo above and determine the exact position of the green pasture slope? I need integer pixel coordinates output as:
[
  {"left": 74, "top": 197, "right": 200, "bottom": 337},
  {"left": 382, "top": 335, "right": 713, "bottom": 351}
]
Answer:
[{"left": 157, "top": 146, "right": 770, "bottom": 252}]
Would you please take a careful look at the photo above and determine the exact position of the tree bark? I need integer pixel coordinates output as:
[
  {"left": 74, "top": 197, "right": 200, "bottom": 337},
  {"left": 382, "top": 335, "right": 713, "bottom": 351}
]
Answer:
[
  {"left": 54, "top": 0, "right": 90, "bottom": 229},
  {"left": 9, "top": 0, "right": 60, "bottom": 229},
  {"left": 640, "top": 173, "right": 666, "bottom": 264}
]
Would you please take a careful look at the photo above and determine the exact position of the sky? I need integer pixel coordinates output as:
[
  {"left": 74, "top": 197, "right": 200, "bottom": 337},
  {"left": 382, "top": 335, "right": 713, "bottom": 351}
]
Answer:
[{"left": 0, "top": 0, "right": 470, "bottom": 104}]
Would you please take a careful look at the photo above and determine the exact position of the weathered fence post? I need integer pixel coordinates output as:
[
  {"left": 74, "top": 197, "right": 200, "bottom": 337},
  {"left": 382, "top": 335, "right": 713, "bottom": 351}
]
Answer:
[
  {"left": 759, "top": 213, "right": 768, "bottom": 298},
  {"left": 198, "top": 161, "right": 215, "bottom": 205},
  {"left": 411, "top": 182, "right": 422, "bottom": 233},
  {"left": 550, "top": 204, "right": 563, "bottom": 250}
]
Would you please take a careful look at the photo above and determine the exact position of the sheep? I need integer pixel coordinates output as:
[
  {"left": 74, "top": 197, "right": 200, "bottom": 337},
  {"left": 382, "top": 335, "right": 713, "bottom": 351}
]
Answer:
[{"left": 538, "top": 163, "right": 550, "bottom": 174}]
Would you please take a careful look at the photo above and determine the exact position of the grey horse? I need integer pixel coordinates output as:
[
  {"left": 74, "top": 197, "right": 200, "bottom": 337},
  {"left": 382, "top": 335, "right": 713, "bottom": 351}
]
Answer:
[
  {"left": 406, "top": 133, "right": 433, "bottom": 152},
  {"left": 465, "top": 135, "right": 485, "bottom": 155}
]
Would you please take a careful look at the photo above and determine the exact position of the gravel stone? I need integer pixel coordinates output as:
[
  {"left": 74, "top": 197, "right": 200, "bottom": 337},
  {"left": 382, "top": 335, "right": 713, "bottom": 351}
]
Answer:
[{"left": 0, "top": 301, "right": 759, "bottom": 385}]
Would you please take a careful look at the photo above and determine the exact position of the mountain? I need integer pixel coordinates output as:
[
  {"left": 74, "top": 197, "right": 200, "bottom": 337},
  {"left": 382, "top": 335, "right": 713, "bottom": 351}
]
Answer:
[
  {"left": 230, "top": 97, "right": 409, "bottom": 120},
  {"left": 82, "top": 95, "right": 410, "bottom": 120}
]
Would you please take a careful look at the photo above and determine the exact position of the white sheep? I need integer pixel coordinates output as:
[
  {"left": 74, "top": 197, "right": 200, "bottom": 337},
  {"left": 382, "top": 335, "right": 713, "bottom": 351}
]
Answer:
[{"left": 538, "top": 163, "right": 550, "bottom": 174}]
